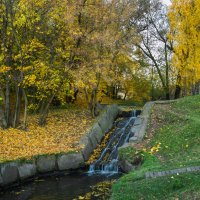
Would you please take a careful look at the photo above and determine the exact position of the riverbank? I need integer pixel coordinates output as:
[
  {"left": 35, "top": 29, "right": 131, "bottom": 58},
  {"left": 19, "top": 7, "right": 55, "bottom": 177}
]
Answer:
[
  {"left": 111, "top": 95, "right": 200, "bottom": 199},
  {"left": 0, "top": 104, "right": 119, "bottom": 189}
]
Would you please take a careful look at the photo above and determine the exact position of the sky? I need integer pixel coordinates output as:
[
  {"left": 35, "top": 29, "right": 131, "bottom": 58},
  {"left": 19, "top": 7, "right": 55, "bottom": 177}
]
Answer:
[{"left": 162, "top": 0, "right": 171, "bottom": 5}]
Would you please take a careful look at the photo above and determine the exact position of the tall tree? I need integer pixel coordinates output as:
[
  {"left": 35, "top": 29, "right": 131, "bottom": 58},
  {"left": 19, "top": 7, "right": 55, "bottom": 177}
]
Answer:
[
  {"left": 131, "top": 0, "right": 174, "bottom": 99},
  {"left": 169, "top": 0, "right": 200, "bottom": 97}
]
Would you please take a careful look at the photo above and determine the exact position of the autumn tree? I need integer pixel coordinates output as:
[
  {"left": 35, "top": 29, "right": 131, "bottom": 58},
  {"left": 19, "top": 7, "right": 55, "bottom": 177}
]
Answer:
[
  {"left": 168, "top": 0, "right": 200, "bottom": 97},
  {"left": 0, "top": 0, "right": 78, "bottom": 127},
  {"left": 72, "top": 0, "right": 140, "bottom": 116},
  {"left": 0, "top": 0, "right": 155, "bottom": 128},
  {"left": 130, "top": 0, "right": 174, "bottom": 100}
]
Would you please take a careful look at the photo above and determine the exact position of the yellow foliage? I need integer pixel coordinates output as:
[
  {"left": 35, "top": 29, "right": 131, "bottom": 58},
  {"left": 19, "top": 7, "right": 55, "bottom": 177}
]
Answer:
[
  {"left": 86, "top": 129, "right": 114, "bottom": 165},
  {"left": 169, "top": 0, "right": 200, "bottom": 86},
  {"left": 0, "top": 66, "right": 11, "bottom": 73},
  {"left": 0, "top": 108, "right": 94, "bottom": 163}
]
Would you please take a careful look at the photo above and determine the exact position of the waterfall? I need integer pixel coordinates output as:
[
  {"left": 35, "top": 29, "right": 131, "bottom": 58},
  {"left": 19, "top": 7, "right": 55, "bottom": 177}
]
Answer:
[{"left": 88, "top": 110, "right": 137, "bottom": 175}]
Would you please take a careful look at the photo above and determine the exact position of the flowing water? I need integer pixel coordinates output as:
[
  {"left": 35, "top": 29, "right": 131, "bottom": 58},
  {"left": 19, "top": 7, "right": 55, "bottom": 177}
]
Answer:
[
  {"left": 0, "top": 110, "right": 139, "bottom": 200},
  {"left": 88, "top": 110, "right": 137, "bottom": 175}
]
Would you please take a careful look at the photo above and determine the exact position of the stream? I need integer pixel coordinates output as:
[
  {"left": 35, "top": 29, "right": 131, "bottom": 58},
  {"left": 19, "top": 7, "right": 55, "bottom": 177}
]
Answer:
[{"left": 0, "top": 110, "right": 139, "bottom": 200}]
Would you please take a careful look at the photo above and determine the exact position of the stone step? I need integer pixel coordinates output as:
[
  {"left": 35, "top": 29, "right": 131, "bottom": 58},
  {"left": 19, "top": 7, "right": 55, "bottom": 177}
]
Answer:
[{"left": 145, "top": 166, "right": 200, "bottom": 179}]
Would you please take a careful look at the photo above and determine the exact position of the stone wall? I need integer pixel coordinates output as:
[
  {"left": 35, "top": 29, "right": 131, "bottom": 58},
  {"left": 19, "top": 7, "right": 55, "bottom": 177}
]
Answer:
[
  {"left": 79, "top": 104, "right": 119, "bottom": 161},
  {"left": 0, "top": 104, "right": 119, "bottom": 189},
  {"left": 119, "top": 100, "right": 177, "bottom": 173}
]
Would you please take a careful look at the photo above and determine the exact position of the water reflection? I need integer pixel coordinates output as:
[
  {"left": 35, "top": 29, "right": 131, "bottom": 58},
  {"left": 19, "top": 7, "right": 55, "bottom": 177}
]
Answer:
[{"left": 0, "top": 172, "right": 119, "bottom": 200}]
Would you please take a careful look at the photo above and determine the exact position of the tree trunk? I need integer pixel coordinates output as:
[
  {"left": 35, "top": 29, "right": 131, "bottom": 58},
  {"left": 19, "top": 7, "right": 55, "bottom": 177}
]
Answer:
[
  {"left": 22, "top": 89, "right": 28, "bottom": 130},
  {"left": 174, "top": 74, "right": 181, "bottom": 99},
  {"left": 174, "top": 85, "right": 181, "bottom": 99},
  {"left": 5, "top": 77, "right": 10, "bottom": 127},
  {"left": 0, "top": 87, "right": 7, "bottom": 128},
  {"left": 38, "top": 94, "right": 55, "bottom": 126},
  {"left": 0, "top": 106, "right": 7, "bottom": 128},
  {"left": 13, "top": 86, "right": 22, "bottom": 128},
  {"left": 84, "top": 73, "right": 101, "bottom": 117},
  {"left": 164, "top": 43, "right": 170, "bottom": 100},
  {"left": 165, "top": 92, "right": 170, "bottom": 100}
]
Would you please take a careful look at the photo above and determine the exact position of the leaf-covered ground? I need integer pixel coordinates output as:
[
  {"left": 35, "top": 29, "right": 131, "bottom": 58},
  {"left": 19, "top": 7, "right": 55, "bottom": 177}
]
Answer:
[{"left": 0, "top": 108, "right": 94, "bottom": 163}]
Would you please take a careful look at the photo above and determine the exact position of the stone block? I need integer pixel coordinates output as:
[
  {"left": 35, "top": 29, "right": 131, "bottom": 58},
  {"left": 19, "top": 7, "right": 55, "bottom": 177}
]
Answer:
[
  {"left": 98, "top": 112, "right": 111, "bottom": 133},
  {"left": 129, "top": 136, "right": 138, "bottom": 143},
  {"left": 1, "top": 163, "right": 19, "bottom": 185},
  {"left": 170, "top": 169, "right": 177, "bottom": 174},
  {"left": 141, "top": 102, "right": 155, "bottom": 117},
  {"left": 119, "top": 158, "right": 135, "bottom": 173},
  {"left": 107, "top": 105, "right": 119, "bottom": 120},
  {"left": 18, "top": 163, "right": 37, "bottom": 180},
  {"left": 177, "top": 168, "right": 184, "bottom": 173},
  {"left": 97, "top": 105, "right": 119, "bottom": 133},
  {"left": 187, "top": 167, "right": 192, "bottom": 172},
  {"left": 57, "top": 153, "right": 84, "bottom": 171},
  {"left": 131, "top": 125, "right": 141, "bottom": 136},
  {"left": 0, "top": 173, "right": 3, "bottom": 185},
  {"left": 145, "top": 172, "right": 150, "bottom": 178},
  {"left": 89, "top": 132, "right": 98, "bottom": 149},
  {"left": 157, "top": 172, "right": 163, "bottom": 177},
  {"left": 36, "top": 155, "right": 56, "bottom": 173},
  {"left": 149, "top": 172, "right": 154, "bottom": 178},
  {"left": 194, "top": 166, "right": 200, "bottom": 171},
  {"left": 90, "top": 123, "right": 103, "bottom": 144},
  {"left": 134, "top": 117, "right": 143, "bottom": 126},
  {"left": 79, "top": 136, "right": 93, "bottom": 161}
]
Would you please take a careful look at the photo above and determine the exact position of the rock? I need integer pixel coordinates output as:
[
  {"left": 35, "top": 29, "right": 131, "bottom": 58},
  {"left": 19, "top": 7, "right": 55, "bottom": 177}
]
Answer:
[
  {"left": 57, "top": 153, "right": 84, "bottom": 170},
  {"left": 129, "top": 136, "right": 138, "bottom": 143},
  {"left": 18, "top": 163, "right": 37, "bottom": 180},
  {"left": 98, "top": 112, "right": 111, "bottom": 133},
  {"left": 79, "top": 136, "right": 93, "bottom": 161},
  {"left": 98, "top": 105, "right": 119, "bottom": 133},
  {"left": 136, "top": 110, "right": 142, "bottom": 116},
  {"left": 119, "top": 158, "right": 135, "bottom": 173},
  {"left": 1, "top": 163, "right": 19, "bottom": 185},
  {"left": 79, "top": 104, "right": 119, "bottom": 161},
  {"left": 131, "top": 125, "right": 141, "bottom": 135},
  {"left": 90, "top": 123, "right": 103, "bottom": 144},
  {"left": 107, "top": 105, "right": 119, "bottom": 123},
  {"left": 89, "top": 135, "right": 98, "bottom": 149},
  {"left": 137, "top": 117, "right": 148, "bottom": 141},
  {"left": 134, "top": 117, "right": 143, "bottom": 126},
  {"left": 36, "top": 155, "right": 56, "bottom": 173},
  {"left": 118, "top": 143, "right": 130, "bottom": 150},
  {"left": 0, "top": 173, "right": 3, "bottom": 186}
]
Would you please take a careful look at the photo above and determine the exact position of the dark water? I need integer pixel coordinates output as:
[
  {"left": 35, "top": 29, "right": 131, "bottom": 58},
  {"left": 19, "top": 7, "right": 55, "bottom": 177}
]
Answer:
[{"left": 0, "top": 172, "right": 119, "bottom": 200}]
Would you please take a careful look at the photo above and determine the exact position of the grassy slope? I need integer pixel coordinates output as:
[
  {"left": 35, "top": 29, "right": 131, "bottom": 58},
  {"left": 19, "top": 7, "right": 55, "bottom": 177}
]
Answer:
[{"left": 111, "top": 95, "right": 200, "bottom": 200}]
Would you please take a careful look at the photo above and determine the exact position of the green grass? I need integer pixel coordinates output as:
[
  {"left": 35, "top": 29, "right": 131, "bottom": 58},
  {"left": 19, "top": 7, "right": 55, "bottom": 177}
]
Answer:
[
  {"left": 112, "top": 172, "right": 200, "bottom": 200},
  {"left": 111, "top": 95, "right": 200, "bottom": 199}
]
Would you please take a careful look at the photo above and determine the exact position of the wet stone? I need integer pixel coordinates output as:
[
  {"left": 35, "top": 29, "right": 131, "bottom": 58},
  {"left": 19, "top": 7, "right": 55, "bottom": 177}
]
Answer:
[
  {"left": 18, "top": 163, "right": 37, "bottom": 180},
  {"left": 1, "top": 164, "right": 19, "bottom": 185},
  {"left": 0, "top": 173, "right": 3, "bottom": 185},
  {"left": 58, "top": 153, "right": 84, "bottom": 171},
  {"left": 134, "top": 117, "right": 143, "bottom": 126},
  {"left": 36, "top": 155, "right": 56, "bottom": 173}
]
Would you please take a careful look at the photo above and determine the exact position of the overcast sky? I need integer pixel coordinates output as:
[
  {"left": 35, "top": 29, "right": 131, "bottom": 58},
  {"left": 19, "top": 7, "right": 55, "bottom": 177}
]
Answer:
[{"left": 162, "top": 0, "right": 171, "bottom": 5}]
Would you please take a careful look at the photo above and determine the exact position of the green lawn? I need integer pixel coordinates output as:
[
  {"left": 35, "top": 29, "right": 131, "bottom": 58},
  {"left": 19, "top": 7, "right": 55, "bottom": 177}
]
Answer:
[{"left": 111, "top": 95, "right": 200, "bottom": 200}]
